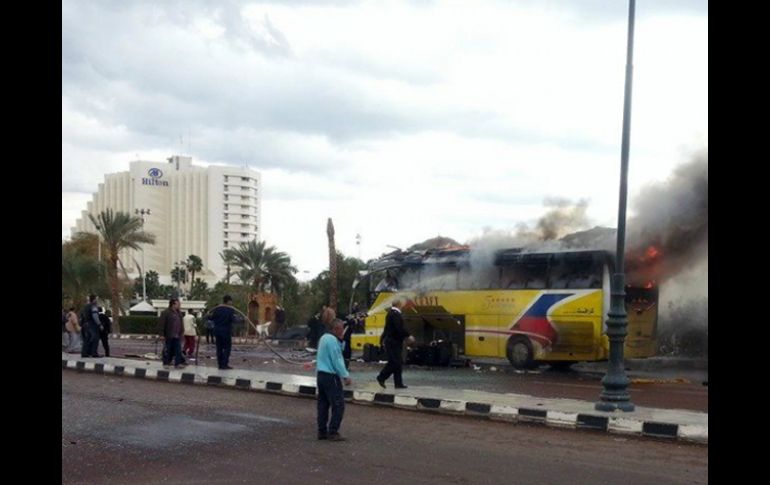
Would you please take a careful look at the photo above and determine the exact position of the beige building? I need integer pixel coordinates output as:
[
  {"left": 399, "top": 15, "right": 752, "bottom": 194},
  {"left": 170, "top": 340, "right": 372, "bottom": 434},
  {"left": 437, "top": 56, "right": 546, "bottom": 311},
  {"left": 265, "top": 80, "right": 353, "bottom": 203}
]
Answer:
[{"left": 71, "top": 155, "right": 261, "bottom": 284}]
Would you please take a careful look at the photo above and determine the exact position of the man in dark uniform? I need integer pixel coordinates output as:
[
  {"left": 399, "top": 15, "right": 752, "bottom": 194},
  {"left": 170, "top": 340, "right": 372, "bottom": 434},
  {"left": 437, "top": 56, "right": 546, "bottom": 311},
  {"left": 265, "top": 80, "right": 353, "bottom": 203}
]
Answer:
[
  {"left": 97, "top": 307, "right": 112, "bottom": 357},
  {"left": 341, "top": 313, "right": 354, "bottom": 370},
  {"left": 305, "top": 310, "right": 324, "bottom": 351},
  {"left": 80, "top": 294, "right": 103, "bottom": 358},
  {"left": 210, "top": 295, "right": 236, "bottom": 369},
  {"left": 159, "top": 298, "right": 185, "bottom": 368},
  {"left": 376, "top": 299, "right": 413, "bottom": 389}
]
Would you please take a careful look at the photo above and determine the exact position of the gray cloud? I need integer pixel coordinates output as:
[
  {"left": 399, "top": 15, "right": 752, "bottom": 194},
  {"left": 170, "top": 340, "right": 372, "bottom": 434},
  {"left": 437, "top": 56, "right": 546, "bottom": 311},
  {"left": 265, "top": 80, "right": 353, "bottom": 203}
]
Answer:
[{"left": 63, "top": 0, "right": 628, "bottom": 175}]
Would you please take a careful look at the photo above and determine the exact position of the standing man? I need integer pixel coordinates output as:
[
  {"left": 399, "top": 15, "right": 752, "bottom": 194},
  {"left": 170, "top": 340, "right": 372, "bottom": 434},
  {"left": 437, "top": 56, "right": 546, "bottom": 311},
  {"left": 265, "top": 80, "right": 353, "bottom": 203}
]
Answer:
[
  {"left": 80, "top": 294, "right": 102, "bottom": 358},
  {"left": 211, "top": 295, "right": 236, "bottom": 370},
  {"left": 159, "top": 298, "right": 186, "bottom": 369},
  {"left": 275, "top": 305, "right": 287, "bottom": 336},
  {"left": 182, "top": 311, "right": 197, "bottom": 357},
  {"left": 316, "top": 319, "right": 352, "bottom": 441},
  {"left": 97, "top": 308, "right": 112, "bottom": 357},
  {"left": 65, "top": 307, "right": 81, "bottom": 353},
  {"left": 305, "top": 309, "right": 324, "bottom": 352},
  {"left": 342, "top": 315, "right": 354, "bottom": 370},
  {"left": 204, "top": 311, "right": 215, "bottom": 344},
  {"left": 376, "top": 299, "right": 413, "bottom": 389}
]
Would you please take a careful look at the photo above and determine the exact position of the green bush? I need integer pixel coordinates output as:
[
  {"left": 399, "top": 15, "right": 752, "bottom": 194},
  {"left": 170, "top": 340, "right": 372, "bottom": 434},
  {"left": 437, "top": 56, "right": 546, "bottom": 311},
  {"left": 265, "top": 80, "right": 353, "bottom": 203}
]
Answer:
[{"left": 119, "top": 315, "right": 160, "bottom": 335}]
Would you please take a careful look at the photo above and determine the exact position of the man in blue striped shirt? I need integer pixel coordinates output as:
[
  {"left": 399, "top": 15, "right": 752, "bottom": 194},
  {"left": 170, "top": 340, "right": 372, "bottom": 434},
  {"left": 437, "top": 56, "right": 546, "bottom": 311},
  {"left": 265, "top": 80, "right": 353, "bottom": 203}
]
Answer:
[{"left": 316, "top": 319, "right": 352, "bottom": 441}]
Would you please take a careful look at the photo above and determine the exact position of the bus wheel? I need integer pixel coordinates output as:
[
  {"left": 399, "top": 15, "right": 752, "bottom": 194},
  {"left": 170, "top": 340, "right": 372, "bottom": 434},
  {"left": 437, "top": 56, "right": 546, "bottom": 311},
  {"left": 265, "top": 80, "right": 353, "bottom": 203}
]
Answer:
[{"left": 507, "top": 336, "right": 534, "bottom": 369}]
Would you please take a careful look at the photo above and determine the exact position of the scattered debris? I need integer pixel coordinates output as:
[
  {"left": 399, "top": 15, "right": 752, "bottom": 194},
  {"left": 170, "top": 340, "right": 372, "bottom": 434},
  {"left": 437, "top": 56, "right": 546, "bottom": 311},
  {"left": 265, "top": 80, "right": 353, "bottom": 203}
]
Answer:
[{"left": 490, "top": 366, "right": 498, "bottom": 372}]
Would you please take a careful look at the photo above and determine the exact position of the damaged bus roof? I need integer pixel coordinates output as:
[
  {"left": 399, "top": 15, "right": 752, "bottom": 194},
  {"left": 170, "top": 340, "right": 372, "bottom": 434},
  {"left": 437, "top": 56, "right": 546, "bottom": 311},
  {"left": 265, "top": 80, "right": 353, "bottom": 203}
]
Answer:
[{"left": 368, "top": 247, "right": 613, "bottom": 272}]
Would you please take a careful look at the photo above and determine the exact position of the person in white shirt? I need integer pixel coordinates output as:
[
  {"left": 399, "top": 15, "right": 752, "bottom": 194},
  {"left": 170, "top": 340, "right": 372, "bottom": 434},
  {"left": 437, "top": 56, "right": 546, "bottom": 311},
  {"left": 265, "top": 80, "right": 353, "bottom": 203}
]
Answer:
[{"left": 182, "top": 311, "right": 198, "bottom": 358}]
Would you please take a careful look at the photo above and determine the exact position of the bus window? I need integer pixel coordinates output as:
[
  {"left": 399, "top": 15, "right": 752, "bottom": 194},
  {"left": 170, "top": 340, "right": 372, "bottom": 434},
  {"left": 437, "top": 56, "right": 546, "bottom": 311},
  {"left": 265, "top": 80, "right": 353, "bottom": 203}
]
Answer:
[
  {"left": 374, "top": 270, "right": 399, "bottom": 292},
  {"left": 501, "top": 261, "right": 548, "bottom": 289},
  {"left": 397, "top": 266, "right": 421, "bottom": 290},
  {"left": 502, "top": 267, "right": 526, "bottom": 289},
  {"left": 418, "top": 264, "right": 458, "bottom": 291},
  {"left": 458, "top": 263, "right": 499, "bottom": 290},
  {"left": 550, "top": 254, "right": 603, "bottom": 289}
]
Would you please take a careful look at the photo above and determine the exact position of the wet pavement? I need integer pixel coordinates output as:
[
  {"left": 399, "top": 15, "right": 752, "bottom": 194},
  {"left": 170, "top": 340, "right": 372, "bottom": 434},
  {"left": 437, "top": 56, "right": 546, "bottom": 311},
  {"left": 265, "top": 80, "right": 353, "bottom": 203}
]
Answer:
[{"left": 62, "top": 371, "right": 708, "bottom": 485}]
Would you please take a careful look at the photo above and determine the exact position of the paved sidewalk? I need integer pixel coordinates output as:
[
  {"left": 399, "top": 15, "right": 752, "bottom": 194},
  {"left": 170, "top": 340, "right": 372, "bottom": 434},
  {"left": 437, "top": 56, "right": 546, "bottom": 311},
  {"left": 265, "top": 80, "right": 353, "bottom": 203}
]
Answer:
[{"left": 62, "top": 353, "right": 707, "bottom": 444}]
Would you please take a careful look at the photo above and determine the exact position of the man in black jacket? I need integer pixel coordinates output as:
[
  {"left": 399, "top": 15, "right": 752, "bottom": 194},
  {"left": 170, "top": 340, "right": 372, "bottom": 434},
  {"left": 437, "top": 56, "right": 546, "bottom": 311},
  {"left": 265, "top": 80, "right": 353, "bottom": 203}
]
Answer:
[
  {"left": 159, "top": 298, "right": 186, "bottom": 368},
  {"left": 80, "top": 294, "right": 103, "bottom": 358},
  {"left": 376, "top": 299, "right": 413, "bottom": 389},
  {"left": 97, "top": 307, "right": 112, "bottom": 357},
  {"left": 210, "top": 295, "right": 236, "bottom": 370}
]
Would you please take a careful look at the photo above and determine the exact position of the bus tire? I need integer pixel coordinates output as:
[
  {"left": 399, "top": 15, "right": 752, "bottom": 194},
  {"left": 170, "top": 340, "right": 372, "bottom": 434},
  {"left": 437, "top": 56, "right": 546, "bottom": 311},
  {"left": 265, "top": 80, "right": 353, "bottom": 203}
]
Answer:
[{"left": 507, "top": 336, "right": 534, "bottom": 369}]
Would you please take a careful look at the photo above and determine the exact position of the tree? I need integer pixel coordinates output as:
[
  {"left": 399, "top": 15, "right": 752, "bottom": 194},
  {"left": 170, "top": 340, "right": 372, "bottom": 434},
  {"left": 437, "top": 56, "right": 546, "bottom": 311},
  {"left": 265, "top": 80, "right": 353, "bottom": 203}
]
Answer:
[
  {"left": 309, "top": 252, "right": 367, "bottom": 317},
  {"left": 189, "top": 278, "right": 210, "bottom": 301},
  {"left": 133, "top": 270, "right": 161, "bottom": 299},
  {"left": 223, "top": 240, "right": 297, "bottom": 294},
  {"left": 219, "top": 250, "right": 236, "bottom": 284},
  {"left": 206, "top": 282, "right": 250, "bottom": 315},
  {"left": 157, "top": 284, "right": 177, "bottom": 300},
  {"left": 87, "top": 209, "right": 156, "bottom": 332},
  {"left": 170, "top": 263, "right": 187, "bottom": 295},
  {"left": 62, "top": 247, "right": 102, "bottom": 310},
  {"left": 327, "top": 218, "right": 338, "bottom": 312},
  {"left": 185, "top": 255, "right": 203, "bottom": 284}
]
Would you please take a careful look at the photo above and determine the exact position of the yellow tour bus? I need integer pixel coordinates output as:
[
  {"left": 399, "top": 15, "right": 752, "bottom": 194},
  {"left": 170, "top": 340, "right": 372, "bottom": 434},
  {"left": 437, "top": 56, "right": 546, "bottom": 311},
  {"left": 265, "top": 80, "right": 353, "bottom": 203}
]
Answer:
[{"left": 350, "top": 247, "right": 658, "bottom": 369}]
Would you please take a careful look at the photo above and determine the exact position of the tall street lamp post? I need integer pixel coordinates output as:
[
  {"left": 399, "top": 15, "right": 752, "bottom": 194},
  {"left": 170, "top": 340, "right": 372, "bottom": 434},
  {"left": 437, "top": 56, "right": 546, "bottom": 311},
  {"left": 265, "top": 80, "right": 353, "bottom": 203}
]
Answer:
[{"left": 596, "top": 0, "right": 637, "bottom": 412}]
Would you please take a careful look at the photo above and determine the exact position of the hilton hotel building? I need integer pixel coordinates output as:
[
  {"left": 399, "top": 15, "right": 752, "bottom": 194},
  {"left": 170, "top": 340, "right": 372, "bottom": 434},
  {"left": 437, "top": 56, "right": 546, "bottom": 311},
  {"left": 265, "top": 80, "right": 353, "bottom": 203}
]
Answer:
[{"left": 71, "top": 155, "right": 261, "bottom": 284}]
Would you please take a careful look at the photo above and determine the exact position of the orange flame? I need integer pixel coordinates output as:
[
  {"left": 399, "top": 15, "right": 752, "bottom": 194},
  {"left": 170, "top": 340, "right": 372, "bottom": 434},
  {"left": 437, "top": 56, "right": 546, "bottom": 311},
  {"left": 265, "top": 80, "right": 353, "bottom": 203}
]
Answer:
[{"left": 643, "top": 246, "right": 661, "bottom": 261}]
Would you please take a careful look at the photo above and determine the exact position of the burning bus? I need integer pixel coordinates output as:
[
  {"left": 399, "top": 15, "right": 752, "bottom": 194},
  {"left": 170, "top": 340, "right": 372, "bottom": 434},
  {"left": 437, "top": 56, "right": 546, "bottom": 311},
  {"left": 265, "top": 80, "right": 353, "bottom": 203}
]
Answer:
[{"left": 350, "top": 246, "right": 659, "bottom": 369}]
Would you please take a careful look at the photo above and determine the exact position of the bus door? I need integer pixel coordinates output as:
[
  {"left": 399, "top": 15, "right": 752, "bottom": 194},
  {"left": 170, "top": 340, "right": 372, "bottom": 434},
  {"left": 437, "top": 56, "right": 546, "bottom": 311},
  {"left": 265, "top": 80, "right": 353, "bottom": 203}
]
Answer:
[
  {"left": 625, "top": 286, "right": 659, "bottom": 357},
  {"left": 403, "top": 308, "right": 465, "bottom": 355}
]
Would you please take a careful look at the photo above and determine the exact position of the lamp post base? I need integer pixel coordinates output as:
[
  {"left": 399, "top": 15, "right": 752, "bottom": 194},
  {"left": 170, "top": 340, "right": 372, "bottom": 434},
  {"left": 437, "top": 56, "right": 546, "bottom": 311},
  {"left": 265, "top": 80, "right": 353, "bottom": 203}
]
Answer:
[{"left": 595, "top": 400, "right": 635, "bottom": 412}]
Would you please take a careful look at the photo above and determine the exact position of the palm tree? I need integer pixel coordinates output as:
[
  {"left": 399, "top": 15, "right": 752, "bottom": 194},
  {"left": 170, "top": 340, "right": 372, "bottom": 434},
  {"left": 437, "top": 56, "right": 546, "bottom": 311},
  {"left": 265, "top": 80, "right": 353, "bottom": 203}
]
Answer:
[
  {"left": 170, "top": 262, "right": 187, "bottom": 296},
  {"left": 263, "top": 248, "right": 297, "bottom": 296},
  {"left": 185, "top": 255, "right": 203, "bottom": 284},
  {"left": 225, "top": 240, "right": 297, "bottom": 294},
  {"left": 89, "top": 209, "right": 156, "bottom": 332},
  {"left": 61, "top": 248, "right": 102, "bottom": 310},
  {"left": 219, "top": 250, "right": 236, "bottom": 284},
  {"left": 327, "top": 218, "right": 338, "bottom": 311}
]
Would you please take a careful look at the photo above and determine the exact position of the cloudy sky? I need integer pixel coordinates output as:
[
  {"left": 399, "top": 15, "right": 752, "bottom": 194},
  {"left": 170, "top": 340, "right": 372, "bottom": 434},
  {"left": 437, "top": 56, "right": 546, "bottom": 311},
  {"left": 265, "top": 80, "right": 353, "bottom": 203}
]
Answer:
[{"left": 62, "top": 0, "right": 708, "bottom": 279}]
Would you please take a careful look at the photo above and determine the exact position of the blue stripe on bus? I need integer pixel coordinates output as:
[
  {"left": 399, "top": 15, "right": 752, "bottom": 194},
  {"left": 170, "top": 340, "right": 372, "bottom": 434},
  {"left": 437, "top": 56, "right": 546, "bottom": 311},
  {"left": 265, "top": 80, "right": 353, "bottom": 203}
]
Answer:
[{"left": 523, "top": 293, "right": 573, "bottom": 317}]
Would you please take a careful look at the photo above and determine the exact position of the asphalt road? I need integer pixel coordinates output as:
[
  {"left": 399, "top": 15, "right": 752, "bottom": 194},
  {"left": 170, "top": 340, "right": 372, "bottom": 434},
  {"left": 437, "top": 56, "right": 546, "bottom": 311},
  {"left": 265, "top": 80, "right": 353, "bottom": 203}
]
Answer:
[
  {"left": 89, "top": 339, "right": 708, "bottom": 412},
  {"left": 62, "top": 371, "right": 707, "bottom": 485}
]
